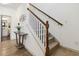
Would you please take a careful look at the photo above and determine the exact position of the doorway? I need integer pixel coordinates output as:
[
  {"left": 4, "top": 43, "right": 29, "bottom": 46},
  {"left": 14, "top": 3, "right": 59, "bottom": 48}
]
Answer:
[{"left": 1, "top": 15, "right": 11, "bottom": 42}]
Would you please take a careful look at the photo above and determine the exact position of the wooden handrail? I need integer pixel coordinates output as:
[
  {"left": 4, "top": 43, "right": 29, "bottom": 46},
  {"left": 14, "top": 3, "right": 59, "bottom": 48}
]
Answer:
[
  {"left": 29, "top": 3, "right": 63, "bottom": 26},
  {"left": 27, "top": 8, "right": 46, "bottom": 26}
]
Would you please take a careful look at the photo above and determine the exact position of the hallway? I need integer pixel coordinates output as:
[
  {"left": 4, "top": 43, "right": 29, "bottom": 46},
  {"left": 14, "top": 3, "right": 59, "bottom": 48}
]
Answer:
[{"left": 0, "top": 40, "right": 31, "bottom": 56}]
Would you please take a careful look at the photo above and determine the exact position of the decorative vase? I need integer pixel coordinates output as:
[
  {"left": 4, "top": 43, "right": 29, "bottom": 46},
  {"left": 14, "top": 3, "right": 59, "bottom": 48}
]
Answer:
[{"left": 16, "top": 23, "right": 21, "bottom": 33}]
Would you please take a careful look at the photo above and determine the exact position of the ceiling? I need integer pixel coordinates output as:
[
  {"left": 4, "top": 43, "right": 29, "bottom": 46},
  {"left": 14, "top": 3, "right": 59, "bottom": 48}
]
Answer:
[{"left": 0, "top": 3, "right": 23, "bottom": 10}]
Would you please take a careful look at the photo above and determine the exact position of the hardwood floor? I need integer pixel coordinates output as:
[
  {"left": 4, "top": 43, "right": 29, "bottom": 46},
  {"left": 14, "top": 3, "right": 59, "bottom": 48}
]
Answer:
[
  {"left": 0, "top": 38, "right": 79, "bottom": 56},
  {"left": 0, "top": 40, "right": 32, "bottom": 56},
  {"left": 51, "top": 46, "right": 79, "bottom": 56}
]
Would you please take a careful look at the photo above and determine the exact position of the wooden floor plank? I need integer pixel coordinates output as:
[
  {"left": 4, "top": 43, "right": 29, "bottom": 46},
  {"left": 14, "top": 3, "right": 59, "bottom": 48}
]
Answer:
[
  {"left": 51, "top": 46, "right": 79, "bottom": 56},
  {"left": 0, "top": 40, "right": 31, "bottom": 56}
]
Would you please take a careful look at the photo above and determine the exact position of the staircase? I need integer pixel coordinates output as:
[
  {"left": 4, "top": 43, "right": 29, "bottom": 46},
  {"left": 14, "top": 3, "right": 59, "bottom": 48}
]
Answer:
[
  {"left": 48, "top": 33, "right": 59, "bottom": 55},
  {"left": 27, "top": 4, "right": 63, "bottom": 56}
]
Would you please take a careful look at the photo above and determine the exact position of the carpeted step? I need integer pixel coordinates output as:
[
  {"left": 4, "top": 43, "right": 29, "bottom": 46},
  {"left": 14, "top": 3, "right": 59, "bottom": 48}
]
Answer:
[{"left": 49, "top": 41, "right": 59, "bottom": 55}]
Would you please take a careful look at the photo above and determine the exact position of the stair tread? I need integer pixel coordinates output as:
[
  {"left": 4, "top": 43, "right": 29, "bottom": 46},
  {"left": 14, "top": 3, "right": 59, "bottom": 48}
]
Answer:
[
  {"left": 49, "top": 33, "right": 53, "bottom": 37},
  {"left": 49, "top": 36, "right": 53, "bottom": 40},
  {"left": 49, "top": 39, "right": 54, "bottom": 44},
  {"left": 49, "top": 41, "right": 59, "bottom": 50},
  {"left": 48, "top": 33, "right": 54, "bottom": 41}
]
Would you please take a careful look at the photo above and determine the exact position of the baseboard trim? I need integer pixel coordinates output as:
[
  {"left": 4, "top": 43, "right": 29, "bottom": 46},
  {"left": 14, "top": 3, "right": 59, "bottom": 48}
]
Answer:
[{"left": 60, "top": 45, "right": 79, "bottom": 54}]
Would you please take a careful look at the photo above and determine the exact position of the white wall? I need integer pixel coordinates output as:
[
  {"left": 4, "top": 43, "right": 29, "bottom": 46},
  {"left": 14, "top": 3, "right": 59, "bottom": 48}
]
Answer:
[
  {"left": 30, "top": 3, "right": 79, "bottom": 51},
  {"left": 15, "top": 4, "right": 44, "bottom": 55}
]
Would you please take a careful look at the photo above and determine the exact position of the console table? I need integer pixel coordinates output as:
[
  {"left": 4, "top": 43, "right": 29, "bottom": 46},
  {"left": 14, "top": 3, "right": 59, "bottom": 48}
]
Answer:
[{"left": 14, "top": 32, "right": 27, "bottom": 49}]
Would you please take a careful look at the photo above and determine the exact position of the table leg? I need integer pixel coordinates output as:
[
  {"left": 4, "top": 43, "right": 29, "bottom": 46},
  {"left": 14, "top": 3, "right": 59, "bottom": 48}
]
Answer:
[
  {"left": 22, "top": 35, "right": 24, "bottom": 45},
  {"left": 16, "top": 33, "right": 18, "bottom": 45},
  {"left": 19, "top": 35, "right": 21, "bottom": 46}
]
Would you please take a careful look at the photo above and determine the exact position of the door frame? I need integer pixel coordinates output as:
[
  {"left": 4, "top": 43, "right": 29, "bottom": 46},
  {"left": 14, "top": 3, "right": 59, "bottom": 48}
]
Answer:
[{"left": 0, "top": 15, "right": 11, "bottom": 42}]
